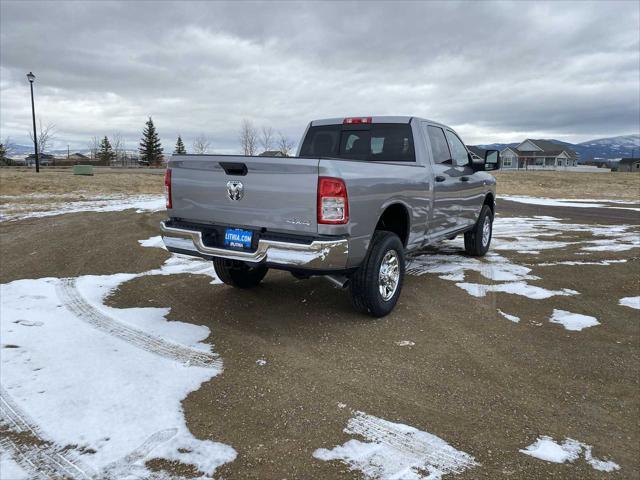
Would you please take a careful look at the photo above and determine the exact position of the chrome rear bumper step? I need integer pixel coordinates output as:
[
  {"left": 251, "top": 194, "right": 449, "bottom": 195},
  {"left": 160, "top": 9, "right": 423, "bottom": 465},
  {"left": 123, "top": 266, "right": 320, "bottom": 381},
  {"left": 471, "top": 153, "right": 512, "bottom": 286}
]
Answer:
[{"left": 160, "top": 221, "right": 349, "bottom": 270}]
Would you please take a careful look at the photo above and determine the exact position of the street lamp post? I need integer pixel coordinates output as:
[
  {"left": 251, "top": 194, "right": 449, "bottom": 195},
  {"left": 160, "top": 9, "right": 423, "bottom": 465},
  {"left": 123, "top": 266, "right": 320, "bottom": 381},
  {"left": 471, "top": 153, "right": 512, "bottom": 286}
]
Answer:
[{"left": 27, "top": 72, "right": 39, "bottom": 173}]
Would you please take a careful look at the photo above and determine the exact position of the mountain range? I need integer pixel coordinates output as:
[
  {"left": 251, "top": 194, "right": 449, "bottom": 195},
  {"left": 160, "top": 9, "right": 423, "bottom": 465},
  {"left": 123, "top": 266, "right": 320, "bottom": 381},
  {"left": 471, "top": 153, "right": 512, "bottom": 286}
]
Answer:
[{"left": 478, "top": 134, "right": 639, "bottom": 162}]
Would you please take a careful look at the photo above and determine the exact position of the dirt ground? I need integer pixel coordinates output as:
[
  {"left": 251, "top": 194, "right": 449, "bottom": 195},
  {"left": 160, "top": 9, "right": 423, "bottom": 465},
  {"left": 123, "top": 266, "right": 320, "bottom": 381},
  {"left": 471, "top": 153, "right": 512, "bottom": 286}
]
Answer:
[
  {"left": 0, "top": 200, "right": 638, "bottom": 479},
  {"left": 2, "top": 168, "right": 639, "bottom": 202}
]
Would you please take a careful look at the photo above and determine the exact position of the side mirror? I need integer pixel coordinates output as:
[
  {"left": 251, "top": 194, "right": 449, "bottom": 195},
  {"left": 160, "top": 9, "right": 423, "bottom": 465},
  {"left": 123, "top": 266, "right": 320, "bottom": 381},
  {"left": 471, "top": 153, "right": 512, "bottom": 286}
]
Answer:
[{"left": 484, "top": 150, "right": 500, "bottom": 171}]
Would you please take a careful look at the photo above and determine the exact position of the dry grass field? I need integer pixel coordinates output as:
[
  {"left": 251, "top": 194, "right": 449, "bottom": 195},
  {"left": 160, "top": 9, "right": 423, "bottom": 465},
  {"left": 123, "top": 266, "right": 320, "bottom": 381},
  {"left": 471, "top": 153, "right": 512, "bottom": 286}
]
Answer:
[
  {"left": 494, "top": 170, "right": 640, "bottom": 200},
  {"left": 1, "top": 168, "right": 639, "bottom": 204},
  {"left": 0, "top": 168, "right": 163, "bottom": 198}
]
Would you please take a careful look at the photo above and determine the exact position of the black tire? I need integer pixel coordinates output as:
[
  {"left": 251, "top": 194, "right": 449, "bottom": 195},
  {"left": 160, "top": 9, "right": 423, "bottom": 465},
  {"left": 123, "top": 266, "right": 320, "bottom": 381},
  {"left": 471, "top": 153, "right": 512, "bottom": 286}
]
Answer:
[
  {"left": 213, "top": 258, "right": 268, "bottom": 288},
  {"left": 464, "top": 205, "right": 493, "bottom": 257},
  {"left": 349, "top": 231, "right": 405, "bottom": 318}
]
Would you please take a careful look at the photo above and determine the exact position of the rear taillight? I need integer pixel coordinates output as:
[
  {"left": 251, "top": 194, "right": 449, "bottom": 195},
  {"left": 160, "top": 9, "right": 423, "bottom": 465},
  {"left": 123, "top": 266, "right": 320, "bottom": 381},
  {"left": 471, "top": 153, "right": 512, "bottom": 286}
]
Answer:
[
  {"left": 343, "top": 117, "right": 372, "bottom": 125},
  {"left": 318, "top": 177, "right": 348, "bottom": 224},
  {"left": 164, "top": 168, "right": 172, "bottom": 209}
]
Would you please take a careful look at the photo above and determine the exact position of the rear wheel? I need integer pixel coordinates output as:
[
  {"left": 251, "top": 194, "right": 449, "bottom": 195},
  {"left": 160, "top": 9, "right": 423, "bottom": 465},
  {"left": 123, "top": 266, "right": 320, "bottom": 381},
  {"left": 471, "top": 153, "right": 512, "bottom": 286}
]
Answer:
[
  {"left": 213, "top": 258, "right": 268, "bottom": 288},
  {"left": 349, "top": 231, "right": 405, "bottom": 317},
  {"left": 464, "top": 205, "right": 493, "bottom": 257}
]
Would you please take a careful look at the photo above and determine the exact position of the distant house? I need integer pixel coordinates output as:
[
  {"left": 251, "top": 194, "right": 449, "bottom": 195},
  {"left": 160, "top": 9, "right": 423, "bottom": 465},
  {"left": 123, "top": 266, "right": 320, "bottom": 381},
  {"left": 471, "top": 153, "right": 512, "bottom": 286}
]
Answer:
[
  {"left": 618, "top": 157, "right": 640, "bottom": 172},
  {"left": 25, "top": 153, "right": 55, "bottom": 166},
  {"left": 258, "top": 150, "right": 287, "bottom": 157},
  {"left": 69, "top": 152, "right": 89, "bottom": 162},
  {"left": 500, "top": 139, "right": 578, "bottom": 169}
]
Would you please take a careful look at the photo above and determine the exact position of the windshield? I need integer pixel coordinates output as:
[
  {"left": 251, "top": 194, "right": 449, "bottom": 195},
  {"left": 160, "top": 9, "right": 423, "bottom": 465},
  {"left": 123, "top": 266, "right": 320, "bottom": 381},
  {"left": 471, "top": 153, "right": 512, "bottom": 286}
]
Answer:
[{"left": 299, "top": 123, "right": 415, "bottom": 162}]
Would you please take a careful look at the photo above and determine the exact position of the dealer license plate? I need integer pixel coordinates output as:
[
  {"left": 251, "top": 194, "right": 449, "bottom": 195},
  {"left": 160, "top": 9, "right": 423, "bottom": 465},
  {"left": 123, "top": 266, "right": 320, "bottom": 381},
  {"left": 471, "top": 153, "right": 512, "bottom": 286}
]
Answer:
[{"left": 224, "top": 228, "right": 253, "bottom": 249}]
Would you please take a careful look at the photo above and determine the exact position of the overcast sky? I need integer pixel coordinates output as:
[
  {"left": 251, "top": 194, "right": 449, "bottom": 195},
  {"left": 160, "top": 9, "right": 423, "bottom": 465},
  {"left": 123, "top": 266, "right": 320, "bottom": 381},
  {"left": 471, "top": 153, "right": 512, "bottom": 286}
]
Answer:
[{"left": 1, "top": 0, "right": 639, "bottom": 153}]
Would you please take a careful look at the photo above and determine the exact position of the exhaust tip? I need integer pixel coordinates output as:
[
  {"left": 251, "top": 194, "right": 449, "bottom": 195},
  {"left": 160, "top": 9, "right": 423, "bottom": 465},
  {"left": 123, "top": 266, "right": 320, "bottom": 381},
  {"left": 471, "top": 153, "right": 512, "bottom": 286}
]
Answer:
[{"left": 324, "top": 275, "right": 350, "bottom": 289}]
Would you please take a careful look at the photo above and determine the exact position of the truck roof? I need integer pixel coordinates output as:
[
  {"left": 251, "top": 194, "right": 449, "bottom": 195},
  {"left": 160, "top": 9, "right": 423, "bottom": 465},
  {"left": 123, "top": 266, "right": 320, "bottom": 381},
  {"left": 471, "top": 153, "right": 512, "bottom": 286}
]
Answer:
[{"left": 310, "top": 116, "right": 448, "bottom": 128}]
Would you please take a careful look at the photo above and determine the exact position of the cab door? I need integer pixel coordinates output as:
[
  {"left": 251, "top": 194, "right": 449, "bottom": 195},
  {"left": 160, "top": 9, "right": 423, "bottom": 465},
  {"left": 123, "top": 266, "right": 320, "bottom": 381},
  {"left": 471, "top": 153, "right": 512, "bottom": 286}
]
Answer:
[
  {"left": 421, "top": 123, "right": 467, "bottom": 236},
  {"left": 443, "top": 129, "right": 486, "bottom": 228}
]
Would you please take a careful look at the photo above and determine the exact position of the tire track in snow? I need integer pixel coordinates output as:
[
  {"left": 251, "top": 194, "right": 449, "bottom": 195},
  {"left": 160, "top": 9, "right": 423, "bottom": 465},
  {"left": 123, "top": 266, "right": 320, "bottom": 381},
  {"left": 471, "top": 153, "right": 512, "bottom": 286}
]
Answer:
[
  {"left": 99, "top": 428, "right": 179, "bottom": 479},
  {"left": 315, "top": 410, "right": 478, "bottom": 478},
  {"left": 56, "top": 278, "right": 222, "bottom": 370},
  {"left": 0, "top": 387, "right": 94, "bottom": 480},
  {"left": 346, "top": 412, "right": 478, "bottom": 476}
]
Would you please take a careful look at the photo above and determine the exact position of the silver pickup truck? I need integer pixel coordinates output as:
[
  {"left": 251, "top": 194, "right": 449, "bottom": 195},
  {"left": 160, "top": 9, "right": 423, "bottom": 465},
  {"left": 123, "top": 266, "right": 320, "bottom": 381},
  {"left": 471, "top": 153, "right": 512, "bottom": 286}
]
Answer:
[{"left": 161, "top": 116, "right": 499, "bottom": 317}]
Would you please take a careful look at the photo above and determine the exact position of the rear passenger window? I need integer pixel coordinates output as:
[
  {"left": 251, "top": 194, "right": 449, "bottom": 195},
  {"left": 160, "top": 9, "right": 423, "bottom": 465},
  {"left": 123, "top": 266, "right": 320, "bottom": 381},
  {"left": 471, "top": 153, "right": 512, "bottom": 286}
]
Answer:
[
  {"left": 426, "top": 126, "right": 451, "bottom": 164},
  {"left": 300, "top": 126, "right": 340, "bottom": 157}
]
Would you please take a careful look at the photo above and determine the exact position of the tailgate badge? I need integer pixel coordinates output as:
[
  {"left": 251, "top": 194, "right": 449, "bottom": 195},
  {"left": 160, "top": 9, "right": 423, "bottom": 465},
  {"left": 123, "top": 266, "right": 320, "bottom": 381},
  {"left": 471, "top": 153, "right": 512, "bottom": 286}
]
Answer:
[{"left": 226, "top": 181, "right": 244, "bottom": 201}]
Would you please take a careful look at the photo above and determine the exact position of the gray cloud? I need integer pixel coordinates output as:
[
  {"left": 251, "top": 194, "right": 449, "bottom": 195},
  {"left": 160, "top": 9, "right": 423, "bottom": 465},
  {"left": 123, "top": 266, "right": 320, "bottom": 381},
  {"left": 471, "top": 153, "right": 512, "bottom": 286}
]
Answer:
[{"left": 1, "top": 0, "right": 638, "bottom": 153}]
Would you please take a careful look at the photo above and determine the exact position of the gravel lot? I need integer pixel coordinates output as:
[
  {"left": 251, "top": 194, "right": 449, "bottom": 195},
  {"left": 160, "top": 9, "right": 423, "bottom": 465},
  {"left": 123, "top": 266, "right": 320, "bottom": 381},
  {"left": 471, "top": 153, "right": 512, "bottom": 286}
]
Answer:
[{"left": 0, "top": 197, "right": 638, "bottom": 479}]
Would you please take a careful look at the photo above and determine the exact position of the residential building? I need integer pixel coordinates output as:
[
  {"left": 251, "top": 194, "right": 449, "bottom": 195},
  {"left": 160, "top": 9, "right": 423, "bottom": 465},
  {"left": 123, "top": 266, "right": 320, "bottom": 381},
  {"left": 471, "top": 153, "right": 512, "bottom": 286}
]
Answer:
[
  {"left": 25, "top": 153, "right": 55, "bottom": 166},
  {"left": 617, "top": 157, "right": 640, "bottom": 172},
  {"left": 500, "top": 139, "right": 578, "bottom": 169}
]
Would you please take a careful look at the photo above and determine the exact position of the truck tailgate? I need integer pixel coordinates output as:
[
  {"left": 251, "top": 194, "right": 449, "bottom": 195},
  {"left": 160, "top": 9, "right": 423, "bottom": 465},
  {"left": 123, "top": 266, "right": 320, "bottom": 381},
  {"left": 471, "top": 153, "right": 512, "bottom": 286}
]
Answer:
[{"left": 168, "top": 155, "right": 320, "bottom": 234}]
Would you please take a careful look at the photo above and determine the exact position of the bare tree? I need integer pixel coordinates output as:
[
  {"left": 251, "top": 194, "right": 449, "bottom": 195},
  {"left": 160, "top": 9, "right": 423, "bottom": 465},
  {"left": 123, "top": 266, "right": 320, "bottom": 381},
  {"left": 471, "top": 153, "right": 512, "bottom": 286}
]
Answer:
[
  {"left": 111, "top": 131, "right": 125, "bottom": 166},
  {"left": 2, "top": 136, "right": 16, "bottom": 158},
  {"left": 239, "top": 119, "right": 258, "bottom": 156},
  {"left": 28, "top": 120, "right": 56, "bottom": 155},
  {"left": 277, "top": 131, "right": 295, "bottom": 157},
  {"left": 193, "top": 134, "right": 212, "bottom": 154},
  {"left": 259, "top": 126, "right": 274, "bottom": 153},
  {"left": 88, "top": 136, "right": 100, "bottom": 161}
]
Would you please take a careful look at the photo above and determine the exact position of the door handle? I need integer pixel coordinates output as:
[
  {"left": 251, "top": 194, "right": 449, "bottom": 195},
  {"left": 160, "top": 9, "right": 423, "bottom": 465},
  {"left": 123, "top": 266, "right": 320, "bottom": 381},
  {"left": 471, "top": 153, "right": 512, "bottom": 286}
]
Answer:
[
  {"left": 435, "top": 175, "right": 446, "bottom": 182},
  {"left": 460, "top": 176, "right": 469, "bottom": 182}
]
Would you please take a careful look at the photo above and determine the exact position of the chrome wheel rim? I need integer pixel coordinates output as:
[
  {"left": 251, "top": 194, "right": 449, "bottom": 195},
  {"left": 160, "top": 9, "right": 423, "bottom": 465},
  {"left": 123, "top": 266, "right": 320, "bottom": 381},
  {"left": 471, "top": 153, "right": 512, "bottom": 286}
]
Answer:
[
  {"left": 481, "top": 216, "right": 492, "bottom": 247},
  {"left": 378, "top": 250, "right": 400, "bottom": 301}
]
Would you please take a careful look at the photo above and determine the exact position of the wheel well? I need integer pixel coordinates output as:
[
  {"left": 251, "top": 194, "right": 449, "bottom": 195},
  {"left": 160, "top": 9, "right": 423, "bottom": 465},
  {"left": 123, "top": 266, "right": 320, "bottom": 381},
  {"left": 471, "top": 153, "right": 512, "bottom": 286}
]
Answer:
[
  {"left": 375, "top": 204, "right": 410, "bottom": 247},
  {"left": 484, "top": 193, "right": 495, "bottom": 214}
]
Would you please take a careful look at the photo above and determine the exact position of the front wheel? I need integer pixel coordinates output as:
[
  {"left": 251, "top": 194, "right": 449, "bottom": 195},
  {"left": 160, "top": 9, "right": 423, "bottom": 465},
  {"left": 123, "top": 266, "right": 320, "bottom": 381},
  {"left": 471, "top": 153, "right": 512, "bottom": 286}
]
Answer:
[
  {"left": 349, "top": 231, "right": 405, "bottom": 317},
  {"left": 213, "top": 258, "right": 268, "bottom": 288},
  {"left": 464, "top": 205, "right": 493, "bottom": 257}
]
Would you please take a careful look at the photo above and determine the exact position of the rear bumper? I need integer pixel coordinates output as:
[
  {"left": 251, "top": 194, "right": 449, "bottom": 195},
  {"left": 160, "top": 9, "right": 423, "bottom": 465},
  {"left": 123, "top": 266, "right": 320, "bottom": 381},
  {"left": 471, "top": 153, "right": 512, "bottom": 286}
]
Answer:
[{"left": 160, "top": 221, "right": 349, "bottom": 270}]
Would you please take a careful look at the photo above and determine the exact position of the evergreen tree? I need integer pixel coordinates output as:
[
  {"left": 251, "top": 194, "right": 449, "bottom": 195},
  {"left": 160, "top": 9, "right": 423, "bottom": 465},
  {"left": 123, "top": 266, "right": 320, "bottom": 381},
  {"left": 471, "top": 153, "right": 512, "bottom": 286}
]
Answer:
[
  {"left": 97, "top": 136, "right": 115, "bottom": 163},
  {"left": 139, "top": 117, "right": 164, "bottom": 165},
  {"left": 174, "top": 135, "right": 187, "bottom": 154}
]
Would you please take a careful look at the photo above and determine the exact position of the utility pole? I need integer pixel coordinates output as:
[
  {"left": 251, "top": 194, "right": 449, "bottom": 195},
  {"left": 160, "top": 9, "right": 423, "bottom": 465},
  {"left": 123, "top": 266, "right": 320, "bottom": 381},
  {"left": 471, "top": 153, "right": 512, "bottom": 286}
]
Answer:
[{"left": 26, "top": 72, "right": 39, "bottom": 173}]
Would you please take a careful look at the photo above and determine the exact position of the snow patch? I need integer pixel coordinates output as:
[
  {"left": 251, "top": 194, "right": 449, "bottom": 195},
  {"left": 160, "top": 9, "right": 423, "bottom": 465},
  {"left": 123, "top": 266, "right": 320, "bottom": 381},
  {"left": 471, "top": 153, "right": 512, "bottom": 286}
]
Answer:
[
  {"left": 537, "top": 259, "right": 627, "bottom": 266},
  {"left": 618, "top": 296, "right": 640, "bottom": 310},
  {"left": 0, "top": 450, "right": 29, "bottom": 480},
  {"left": 456, "top": 282, "right": 578, "bottom": 300},
  {"left": 407, "top": 215, "right": 637, "bottom": 302},
  {"left": 138, "top": 235, "right": 166, "bottom": 249},
  {"left": 139, "top": 235, "right": 220, "bottom": 284},
  {"left": 314, "top": 411, "right": 478, "bottom": 479},
  {"left": 502, "top": 195, "right": 640, "bottom": 212},
  {"left": 549, "top": 309, "right": 600, "bottom": 331},
  {"left": 497, "top": 309, "right": 520, "bottom": 323},
  {"left": 0, "top": 252, "right": 232, "bottom": 477},
  {"left": 0, "top": 194, "right": 165, "bottom": 222},
  {"left": 520, "top": 436, "right": 619, "bottom": 472}
]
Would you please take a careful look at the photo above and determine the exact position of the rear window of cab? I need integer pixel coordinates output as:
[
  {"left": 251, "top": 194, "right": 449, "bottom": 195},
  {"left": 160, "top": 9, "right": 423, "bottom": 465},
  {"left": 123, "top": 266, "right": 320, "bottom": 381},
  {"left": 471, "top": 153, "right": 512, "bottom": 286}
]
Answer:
[{"left": 300, "top": 123, "right": 416, "bottom": 162}]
